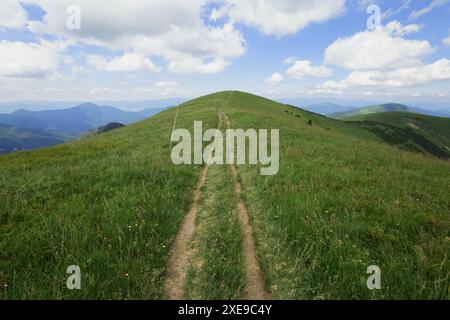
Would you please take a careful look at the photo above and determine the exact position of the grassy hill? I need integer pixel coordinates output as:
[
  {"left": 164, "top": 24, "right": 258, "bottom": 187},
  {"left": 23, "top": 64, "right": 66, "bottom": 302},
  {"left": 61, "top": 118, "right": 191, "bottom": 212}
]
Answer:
[
  {"left": 0, "top": 91, "right": 448, "bottom": 299},
  {"left": 0, "top": 124, "right": 74, "bottom": 155},
  {"left": 331, "top": 103, "right": 411, "bottom": 119},
  {"left": 342, "top": 112, "right": 450, "bottom": 158}
]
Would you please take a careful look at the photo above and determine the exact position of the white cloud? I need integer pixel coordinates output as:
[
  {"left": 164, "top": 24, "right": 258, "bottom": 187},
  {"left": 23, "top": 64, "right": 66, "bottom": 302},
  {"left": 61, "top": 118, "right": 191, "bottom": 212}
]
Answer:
[
  {"left": 320, "top": 59, "right": 450, "bottom": 89},
  {"left": 154, "top": 81, "right": 179, "bottom": 96},
  {"left": 283, "top": 56, "right": 297, "bottom": 64},
  {"left": 89, "top": 87, "right": 125, "bottom": 96},
  {"left": 409, "top": 0, "right": 449, "bottom": 20},
  {"left": 156, "top": 81, "right": 179, "bottom": 88},
  {"left": 24, "top": 0, "right": 245, "bottom": 74},
  {"left": 324, "top": 21, "right": 432, "bottom": 71},
  {"left": 355, "top": 0, "right": 381, "bottom": 10},
  {"left": 210, "top": 0, "right": 345, "bottom": 37},
  {"left": 167, "top": 57, "right": 229, "bottom": 74},
  {"left": 443, "top": 35, "right": 450, "bottom": 46},
  {"left": 0, "top": 0, "right": 28, "bottom": 29},
  {"left": 382, "top": 0, "right": 412, "bottom": 19},
  {"left": 286, "top": 60, "right": 332, "bottom": 79},
  {"left": 0, "top": 40, "right": 67, "bottom": 78},
  {"left": 160, "top": 87, "right": 176, "bottom": 96},
  {"left": 87, "top": 54, "right": 160, "bottom": 73},
  {"left": 384, "top": 21, "right": 422, "bottom": 36},
  {"left": 265, "top": 72, "right": 284, "bottom": 85}
]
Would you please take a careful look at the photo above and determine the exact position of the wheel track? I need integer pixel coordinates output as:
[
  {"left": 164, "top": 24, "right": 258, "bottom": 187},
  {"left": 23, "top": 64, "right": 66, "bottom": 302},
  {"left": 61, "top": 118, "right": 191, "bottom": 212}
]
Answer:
[
  {"left": 164, "top": 92, "right": 269, "bottom": 300},
  {"left": 222, "top": 98, "right": 270, "bottom": 300}
]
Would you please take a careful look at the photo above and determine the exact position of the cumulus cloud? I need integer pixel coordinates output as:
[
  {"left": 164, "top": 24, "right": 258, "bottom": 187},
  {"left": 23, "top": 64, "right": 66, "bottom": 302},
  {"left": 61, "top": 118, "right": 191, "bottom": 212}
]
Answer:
[
  {"left": 87, "top": 54, "right": 160, "bottom": 73},
  {"left": 324, "top": 21, "right": 431, "bottom": 70},
  {"left": 409, "top": 0, "right": 449, "bottom": 20},
  {"left": 319, "top": 59, "right": 450, "bottom": 89},
  {"left": 24, "top": 0, "right": 245, "bottom": 74},
  {"left": 210, "top": 0, "right": 345, "bottom": 37},
  {"left": 167, "top": 57, "right": 230, "bottom": 74},
  {"left": 320, "top": 20, "right": 450, "bottom": 92},
  {"left": 0, "top": 0, "right": 28, "bottom": 29},
  {"left": 0, "top": 40, "right": 67, "bottom": 78},
  {"left": 286, "top": 60, "right": 332, "bottom": 79},
  {"left": 265, "top": 72, "right": 284, "bottom": 85}
]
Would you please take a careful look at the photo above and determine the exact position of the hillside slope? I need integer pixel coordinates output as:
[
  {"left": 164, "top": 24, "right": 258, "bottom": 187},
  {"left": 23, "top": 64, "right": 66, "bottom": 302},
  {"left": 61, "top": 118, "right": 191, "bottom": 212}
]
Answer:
[
  {"left": 342, "top": 112, "right": 450, "bottom": 158},
  {"left": 0, "top": 91, "right": 448, "bottom": 300}
]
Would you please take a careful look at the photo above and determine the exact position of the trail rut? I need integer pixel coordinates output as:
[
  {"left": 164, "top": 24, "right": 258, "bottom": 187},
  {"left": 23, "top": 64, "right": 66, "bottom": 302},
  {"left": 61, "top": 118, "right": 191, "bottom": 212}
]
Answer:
[
  {"left": 164, "top": 165, "right": 209, "bottom": 300},
  {"left": 223, "top": 109, "right": 270, "bottom": 300},
  {"left": 165, "top": 93, "right": 269, "bottom": 300}
]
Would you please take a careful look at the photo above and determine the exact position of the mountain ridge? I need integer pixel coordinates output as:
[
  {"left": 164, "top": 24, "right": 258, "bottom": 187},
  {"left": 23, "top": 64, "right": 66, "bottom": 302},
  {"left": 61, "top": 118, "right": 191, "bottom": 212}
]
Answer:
[
  {"left": 0, "top": 103, "right": 146, "bottom": 136},
  {"left": 329, "top": 103, "right": 450, "bottom": 119}
]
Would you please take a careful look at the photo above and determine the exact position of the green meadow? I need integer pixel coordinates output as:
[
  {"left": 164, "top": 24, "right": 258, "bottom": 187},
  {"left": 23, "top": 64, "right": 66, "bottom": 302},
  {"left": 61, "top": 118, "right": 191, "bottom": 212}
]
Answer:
[
  {"left": 1, "top": 91, "right": 449, "bottom": 299},
  {"left": 0, "top": 93, "right": 221, "bottom": 299}
]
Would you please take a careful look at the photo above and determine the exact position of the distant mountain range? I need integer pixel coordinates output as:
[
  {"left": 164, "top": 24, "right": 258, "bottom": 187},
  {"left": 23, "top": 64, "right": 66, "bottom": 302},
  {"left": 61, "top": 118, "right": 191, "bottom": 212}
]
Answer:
[
  {"left": 302, "top": 103, "right": 355, "bottom": 115},
  {"left": 329, "top": 103, "right": 450, "bottom": 119},
  {"left": 0, "top": 99, "right": 185, "bottom": 113},
  {"left": 0, "top": 103, "right": 167, "bottom": 136},
  {"left": 0, "top": 103, "right": 167, "bottom": 155},
  {"left": 280, "top": 98, "right": 450, "bottom": 118}
]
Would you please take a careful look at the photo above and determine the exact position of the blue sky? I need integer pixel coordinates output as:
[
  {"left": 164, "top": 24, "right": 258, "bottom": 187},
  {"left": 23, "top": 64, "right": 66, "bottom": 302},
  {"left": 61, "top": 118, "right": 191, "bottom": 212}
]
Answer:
[{"left": 0, "top": 0, "right": 450, "bottom": 109}]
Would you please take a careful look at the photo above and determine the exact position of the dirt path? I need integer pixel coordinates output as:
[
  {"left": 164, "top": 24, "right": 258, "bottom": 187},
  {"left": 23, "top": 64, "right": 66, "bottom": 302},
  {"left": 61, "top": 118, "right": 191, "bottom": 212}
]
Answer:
[
  {"left": 229, "top": 165, "right": 269, "bottom": 300},
  {"left": 164, "top": 164, "right": 209, "bottom": 300},
  {"left": 165, "top": 94, "right": 268, "bottom": 300},
  {"left": 222, "top": 104, "right": 269, "bottom": 300},
  {"left": 164, "top": 100, "right": 223, "bottom": 300}
]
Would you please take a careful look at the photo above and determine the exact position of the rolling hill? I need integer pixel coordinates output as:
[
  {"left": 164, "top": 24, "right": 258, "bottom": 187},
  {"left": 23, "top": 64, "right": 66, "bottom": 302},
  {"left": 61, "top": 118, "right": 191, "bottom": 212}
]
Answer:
[
  {"left": 330, "top": 103, "right": 410, "bottom": 119},
  {"left": 0, "top": 91, "right": 448, "bottom": 300},
  {"left": 0, "top": 103, "right": 146, "bottom": 136},
  {"left": 330, "top": 103, "right": 450, "bottom": 119},
  {"left": 342, "top": 112, "right": 450, "bottom": 158}
]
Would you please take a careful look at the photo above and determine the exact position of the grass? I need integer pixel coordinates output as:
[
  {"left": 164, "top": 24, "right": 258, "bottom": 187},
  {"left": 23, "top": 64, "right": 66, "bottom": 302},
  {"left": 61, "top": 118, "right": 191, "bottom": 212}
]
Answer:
[
  {"left": 1, "top": 90, "right": 448, "bottom": 299},
  {"left": 0, "top": 93, "right": 222, "bottom": 299},
  {"left": 224, "top": 91, "right": 450, "bottom": 299},
  {"left": 184, "top": 165, "right": 244, "bottom": 300}
]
